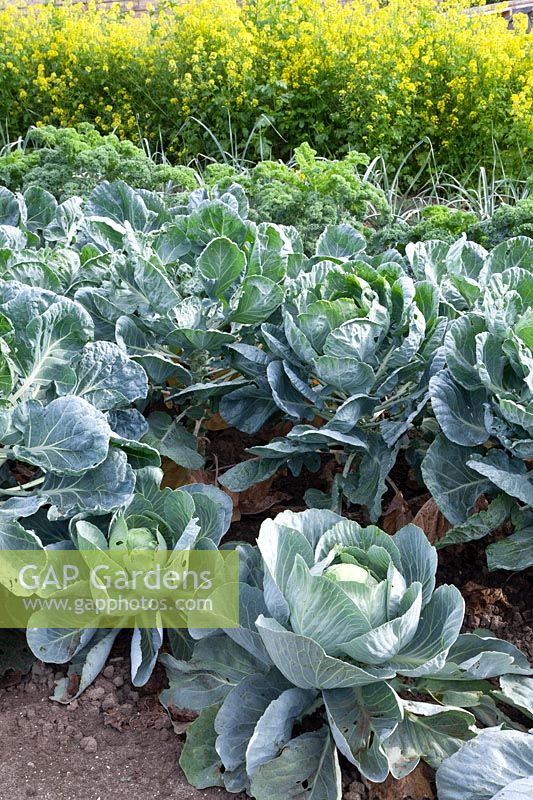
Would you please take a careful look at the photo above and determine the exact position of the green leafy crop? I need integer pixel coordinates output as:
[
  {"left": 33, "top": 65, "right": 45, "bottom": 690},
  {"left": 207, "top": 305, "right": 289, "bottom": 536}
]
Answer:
[
  {"left": 0, "top": 177, "right": 531, "bottom": 709},
  {"left": 218, "top": 223, "right": 446, "bottom": 519},
  {"left": 0, "top": 178, "right": 291, "bottom": 684},
  {"left": 436, "top": 730, "right": 533, "bottom": 800},
  {"left": 368, "top": 206, "right": 479, "bottom": 254},
  {"left": 0, "top": 125, "right": 198, "bottom": 201},
  {"left": 206, "top": 143, "right": 392, "bottom": 253},
  {"left": 408, "top": 235, "right": 533, "bottom": 570},
  {"left": 162, "top": 509, "right": 531, "bottom": 797},
  {"left": 0, "top": 177, "right": 531, "bottom": 796},
  {"left": 468, "top": 197, "right": 533, "bottom": 250}
]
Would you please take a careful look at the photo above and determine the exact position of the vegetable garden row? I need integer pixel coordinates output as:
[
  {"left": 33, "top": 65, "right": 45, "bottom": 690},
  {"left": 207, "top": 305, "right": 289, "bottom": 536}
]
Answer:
[{"left": 0, "top": 170, "right": 531, "bottom": 798}]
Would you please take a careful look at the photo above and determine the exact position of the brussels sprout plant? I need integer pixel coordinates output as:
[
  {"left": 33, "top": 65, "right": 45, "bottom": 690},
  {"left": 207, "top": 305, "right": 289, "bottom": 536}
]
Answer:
[
  {"left": 218, "top": 225, "right": 446, "bottom": 519},
  {"left": 418, "top": 235, "right": 533, "bottom": 570}
]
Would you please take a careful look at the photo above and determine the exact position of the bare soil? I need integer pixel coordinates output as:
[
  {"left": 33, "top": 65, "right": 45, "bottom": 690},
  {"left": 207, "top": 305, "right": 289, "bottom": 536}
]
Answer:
[{"left": 0, "top": 654, "right": 243, "bottom": 800}]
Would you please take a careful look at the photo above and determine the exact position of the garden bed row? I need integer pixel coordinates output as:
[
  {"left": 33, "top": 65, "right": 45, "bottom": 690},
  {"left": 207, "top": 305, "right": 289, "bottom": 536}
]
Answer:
[{"left": 0, "top": 177, "right": 531, "bottom": 798}]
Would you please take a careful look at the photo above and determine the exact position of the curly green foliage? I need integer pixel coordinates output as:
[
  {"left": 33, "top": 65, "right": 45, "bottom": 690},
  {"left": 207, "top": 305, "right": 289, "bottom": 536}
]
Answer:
[
  {"left": 368, "top": 205, "right": 478, "bottom": 254},
  {"left": 206, "top": 143, "right": 392, "bottom": 253},
  {"left": 0, "top": 124, "right": 198, "bottom": 200},
  {"left": 369, "top": 197, "right": 533, "bottom": 255},
  {"left": 421, "top": 205, "right": 479, "bottom": 237},
  {"left": 468, "top": 196, "right": 533, "bottom": 249}
]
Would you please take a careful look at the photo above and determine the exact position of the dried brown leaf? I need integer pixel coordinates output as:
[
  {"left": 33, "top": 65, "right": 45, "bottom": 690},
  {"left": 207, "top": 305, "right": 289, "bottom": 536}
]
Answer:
[
  {"left": 205, "top": 413, "right": 229, "bottom": 431},
  {"left": 462, "top": 581, "right": 510, "bottom": 610},
  {"left": 160, "top": 457, "right": 191, "bottom": 489},
  {"left": 167, "top": 705, "right": 197, "bottom": 735},
  {"left": 412, "top": 498, "right": 452, "bottom": 544},
  {"left": 238, "top": 477, "right": 290, "bottom": 515},
  {"left": 381, "top": 491, "right": 413, "bottom": 534}
]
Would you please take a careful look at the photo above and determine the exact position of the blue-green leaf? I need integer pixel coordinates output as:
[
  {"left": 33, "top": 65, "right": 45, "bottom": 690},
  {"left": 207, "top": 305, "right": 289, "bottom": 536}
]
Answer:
[
  {"left": 436, "top": 730, "right": 533, "bottom": 800},
  {"left": 197, "top": 236, "right": 246, "bottom": 296},
  {"left": 250, "top": 728, "right": 342, "bottom": 800}
]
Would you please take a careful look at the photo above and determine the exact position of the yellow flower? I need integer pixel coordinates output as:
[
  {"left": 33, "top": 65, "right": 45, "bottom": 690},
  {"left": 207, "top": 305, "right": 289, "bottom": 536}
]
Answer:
[{"left": 0, "top": 0, "right": 528, "bottom": 177}]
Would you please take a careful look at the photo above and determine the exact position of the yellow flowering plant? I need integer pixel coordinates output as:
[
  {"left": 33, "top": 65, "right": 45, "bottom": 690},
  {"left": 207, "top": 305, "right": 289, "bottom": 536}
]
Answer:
[{"left": 0, "top": 0, "right": 530, "bottom": 180}]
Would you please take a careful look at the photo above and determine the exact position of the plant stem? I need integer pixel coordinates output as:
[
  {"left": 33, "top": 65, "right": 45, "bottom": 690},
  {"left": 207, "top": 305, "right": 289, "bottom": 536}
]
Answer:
[
  {"left": 0, "top": 476, "right": 45, "bottom": 495},
  {"left": 342, "top": 451, "right": 357, "bottom": 479}
]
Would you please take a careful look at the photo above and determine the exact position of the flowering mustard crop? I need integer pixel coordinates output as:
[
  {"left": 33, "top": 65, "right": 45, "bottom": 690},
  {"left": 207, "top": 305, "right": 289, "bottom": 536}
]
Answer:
[{"left": 0, "top": 0, "right": 531, "bottom": 177}]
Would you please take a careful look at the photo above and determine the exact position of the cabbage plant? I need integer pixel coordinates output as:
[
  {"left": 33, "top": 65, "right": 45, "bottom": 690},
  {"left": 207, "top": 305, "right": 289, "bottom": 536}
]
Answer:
[
  {"left": 161, "top": 510, "right": 531, "bottom": 798},
  {"left": 0, "top": 179, "right": 295, "bottom": 387},
  {"left": 0, "top": 467, "right": 233, "bottom": 693},
  {"left": 419, "top": 236, "right": 533, "bottom": 570},
  {"left": 405, "top": 234, "right": 532, "bottom": 317},
  {"left": 0, "top": 179, "right": 296, "bottom": 518},
  {"left": 0, "top": 287, "right": 150, "bottom": 519}
]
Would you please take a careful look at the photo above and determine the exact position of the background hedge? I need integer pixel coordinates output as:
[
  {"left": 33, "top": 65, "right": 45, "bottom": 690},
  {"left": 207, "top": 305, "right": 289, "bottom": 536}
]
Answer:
[{"left": 0, "top": 0, "right": 531, "bottom": 178}]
